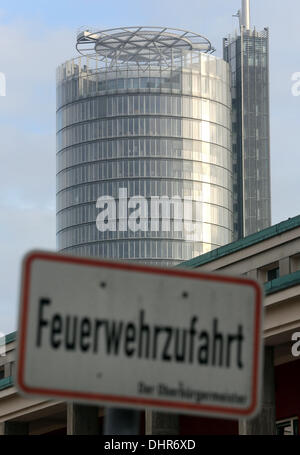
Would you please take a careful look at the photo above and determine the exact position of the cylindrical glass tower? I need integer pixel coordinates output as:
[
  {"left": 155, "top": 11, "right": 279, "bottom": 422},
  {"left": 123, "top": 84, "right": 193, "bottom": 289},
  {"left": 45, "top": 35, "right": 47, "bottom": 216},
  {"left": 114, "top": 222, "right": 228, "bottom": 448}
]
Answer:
[{"left": 56, "top": 27, "right": 233, "bottom": 266}]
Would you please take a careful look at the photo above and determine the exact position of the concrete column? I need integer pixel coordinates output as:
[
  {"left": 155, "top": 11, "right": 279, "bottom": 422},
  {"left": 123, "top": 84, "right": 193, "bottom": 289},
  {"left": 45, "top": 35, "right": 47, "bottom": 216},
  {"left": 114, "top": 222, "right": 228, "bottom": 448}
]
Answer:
[
  {"left": 145, "top": 410, "right": 179, "bottom": 435},
  {"left": 0, "top": 421, "right": 29, "bottom": 435},
  {"left": 290, "top": 255, "right": 300, "bottom": 273},
  {"left": 247, "top": 270, "right": 258, "bottom": 280},
  {"left": 239, "top": 346, "right": 276, "bottom": 435},
  {"left": 67, "top": 403, "right": 100, "bottom": 435},
  {"left": 279, "top": 257, "right": 290, "bottom": 276},
  {"left": 4, "top": 363, "right": 12, "bottom": 378}
]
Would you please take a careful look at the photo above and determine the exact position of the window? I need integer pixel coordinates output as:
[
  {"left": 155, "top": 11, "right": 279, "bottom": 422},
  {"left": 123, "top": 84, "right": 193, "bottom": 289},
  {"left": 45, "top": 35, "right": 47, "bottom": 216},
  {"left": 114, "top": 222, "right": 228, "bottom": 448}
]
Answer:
[
  {"left": 276, "top": 418, "right": 299, "bottom": 435},
  {"left": 291, "top": 254, "right": 300, "bottom": 273},
  {"left": 0, "top": 365, "right": 5, "bottom": 380},
  {"left": 258, "top": 262, "right": 280, "bottom": 284},
  {"left": 267, "top": 267, "right": 279, "bottom": 282}
]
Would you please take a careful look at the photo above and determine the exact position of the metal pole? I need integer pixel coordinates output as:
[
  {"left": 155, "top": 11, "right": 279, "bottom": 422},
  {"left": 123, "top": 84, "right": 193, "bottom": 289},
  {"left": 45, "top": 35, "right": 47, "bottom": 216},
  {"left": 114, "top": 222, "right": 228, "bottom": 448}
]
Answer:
[
  {"left": 241, "top": 0, "right": 250, "bottom": 30},
  {"left": 103, "top": 408, "right": 141, "bottom": 435}
]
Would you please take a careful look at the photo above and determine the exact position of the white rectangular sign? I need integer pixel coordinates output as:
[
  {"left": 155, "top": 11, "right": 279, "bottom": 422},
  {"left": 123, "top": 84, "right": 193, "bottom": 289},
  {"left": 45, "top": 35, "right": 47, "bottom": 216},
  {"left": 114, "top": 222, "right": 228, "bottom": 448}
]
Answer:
[{"left": 16, "top": 250, "right": 263, "bottom": 419}]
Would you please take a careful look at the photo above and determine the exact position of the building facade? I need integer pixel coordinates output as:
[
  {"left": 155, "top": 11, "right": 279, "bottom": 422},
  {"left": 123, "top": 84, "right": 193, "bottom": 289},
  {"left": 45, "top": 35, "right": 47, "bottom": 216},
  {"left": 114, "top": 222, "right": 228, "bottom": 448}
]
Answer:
[
  {"left": 223, "top": 0, "right": 271, "bottom": 240},
  {"left": 56, "top": 27, "right": 233, "bottom": 266}
]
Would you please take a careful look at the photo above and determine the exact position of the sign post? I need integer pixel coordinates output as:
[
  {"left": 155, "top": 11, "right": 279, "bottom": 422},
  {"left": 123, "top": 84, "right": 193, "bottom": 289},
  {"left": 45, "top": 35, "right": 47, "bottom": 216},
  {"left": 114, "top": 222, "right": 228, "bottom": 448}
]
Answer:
[
  {"left": 104, "top": 408, "right": 141, "bottom": 435},
  {"left": 16, "top": 250, "right": 263, "bottom": 428}
]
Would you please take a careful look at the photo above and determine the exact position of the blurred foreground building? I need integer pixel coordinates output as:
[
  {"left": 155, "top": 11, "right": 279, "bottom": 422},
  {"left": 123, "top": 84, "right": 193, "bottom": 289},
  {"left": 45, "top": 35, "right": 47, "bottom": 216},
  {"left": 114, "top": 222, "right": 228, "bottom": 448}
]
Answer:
[{"left": 1, "top": 215, "right": 300, "bottom": 435}]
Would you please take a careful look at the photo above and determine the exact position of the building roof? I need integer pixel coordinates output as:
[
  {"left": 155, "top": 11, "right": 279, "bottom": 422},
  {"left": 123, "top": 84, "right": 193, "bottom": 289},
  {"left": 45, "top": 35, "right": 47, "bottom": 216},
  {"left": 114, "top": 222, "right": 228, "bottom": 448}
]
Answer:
[
  {"left": 4, "top": 331, "right": 16, "bottom": 344},
  {"left": 179, "top": 214, "right": 300, "bottom": 270},
  {"left": 76, "top": 26, "right": 215, "bottom": 64}
]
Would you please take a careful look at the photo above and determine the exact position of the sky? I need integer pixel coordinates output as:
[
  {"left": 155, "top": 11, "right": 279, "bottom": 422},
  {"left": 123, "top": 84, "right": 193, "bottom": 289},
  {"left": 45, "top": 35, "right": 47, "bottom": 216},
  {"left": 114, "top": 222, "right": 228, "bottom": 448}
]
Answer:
[{"left": 0, "top": 0, "right": 299, "bottom": 335}]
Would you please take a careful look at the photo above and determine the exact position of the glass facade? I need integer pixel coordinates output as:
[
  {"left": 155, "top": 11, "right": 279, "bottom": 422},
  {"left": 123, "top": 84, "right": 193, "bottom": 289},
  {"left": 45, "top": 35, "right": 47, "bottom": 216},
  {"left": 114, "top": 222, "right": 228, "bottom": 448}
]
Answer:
[
  {"left": 224, "top": 28, "right": 271, "bottom": 240},
  {"left": 56, "top": 52, "right": 233, "bottom": 266}
]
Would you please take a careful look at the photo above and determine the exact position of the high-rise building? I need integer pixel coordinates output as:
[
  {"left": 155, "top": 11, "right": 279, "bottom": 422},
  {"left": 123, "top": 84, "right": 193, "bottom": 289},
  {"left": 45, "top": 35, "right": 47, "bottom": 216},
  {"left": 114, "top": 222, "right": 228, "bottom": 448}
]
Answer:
[
  {"left": 223, "top": 0, "right": 271, "bottom": 240},
  {"left": 56, "top": 27, "right": 233, "bottom": 265}
]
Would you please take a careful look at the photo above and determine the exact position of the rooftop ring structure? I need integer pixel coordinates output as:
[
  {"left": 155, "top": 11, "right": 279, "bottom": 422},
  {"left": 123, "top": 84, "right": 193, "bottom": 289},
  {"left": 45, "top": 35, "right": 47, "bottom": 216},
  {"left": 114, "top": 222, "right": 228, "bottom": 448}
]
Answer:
[{"left": 76, "top": 26, "right": 215, "bottom": 67}]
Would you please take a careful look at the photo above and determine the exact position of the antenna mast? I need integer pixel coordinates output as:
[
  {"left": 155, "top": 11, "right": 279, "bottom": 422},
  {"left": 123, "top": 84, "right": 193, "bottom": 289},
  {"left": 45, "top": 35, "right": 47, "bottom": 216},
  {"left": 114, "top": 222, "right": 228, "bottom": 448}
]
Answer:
[{"left": 241, "top": 0, "right": 250, "bottom": 30}]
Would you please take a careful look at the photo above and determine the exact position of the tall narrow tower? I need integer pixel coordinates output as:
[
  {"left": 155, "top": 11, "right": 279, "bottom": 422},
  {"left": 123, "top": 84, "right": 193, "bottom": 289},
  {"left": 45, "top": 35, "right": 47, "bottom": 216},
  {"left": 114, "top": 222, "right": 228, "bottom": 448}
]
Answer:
[{"left": 224, "top": 0, "right": 271, "bottom": 239}]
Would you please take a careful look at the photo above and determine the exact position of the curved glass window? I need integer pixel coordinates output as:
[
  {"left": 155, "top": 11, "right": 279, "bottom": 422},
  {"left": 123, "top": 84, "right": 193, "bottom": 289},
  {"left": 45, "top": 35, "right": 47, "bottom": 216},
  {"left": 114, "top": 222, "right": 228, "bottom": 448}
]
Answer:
[
  {"left": 57, "top": 94, "right": 231, "bottom": 131},
  {"left": 57, "top": 223, "right": 232, "bottom": 251},
  {"left": 57, "top": 139, "right": 231, "bottom": 173},
  {"left": 60, "top": 239, "right": 220, "bottom": 262},
  {"left": 56, "top": 201, "right": 232, "bottom": 233},
  {"left": 56, "top": 117, "right": 231, "bottom": 151},
  {"left": 56, "top": 159, "right": 232, "bottom": 193},
  {"left": 56, "top": 179, "right": 232, "bottom": 212}
]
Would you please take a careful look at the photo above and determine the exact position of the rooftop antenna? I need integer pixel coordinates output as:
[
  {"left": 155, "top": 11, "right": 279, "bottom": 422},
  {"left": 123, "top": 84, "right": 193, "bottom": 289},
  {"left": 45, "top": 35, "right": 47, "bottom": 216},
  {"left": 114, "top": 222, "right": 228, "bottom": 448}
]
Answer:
[
  {"left": 232, "top": 9, "right": 240, "bottom": 23},
  {"left": 241, "top": 0, "right": 250, "bottom": 30}
]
